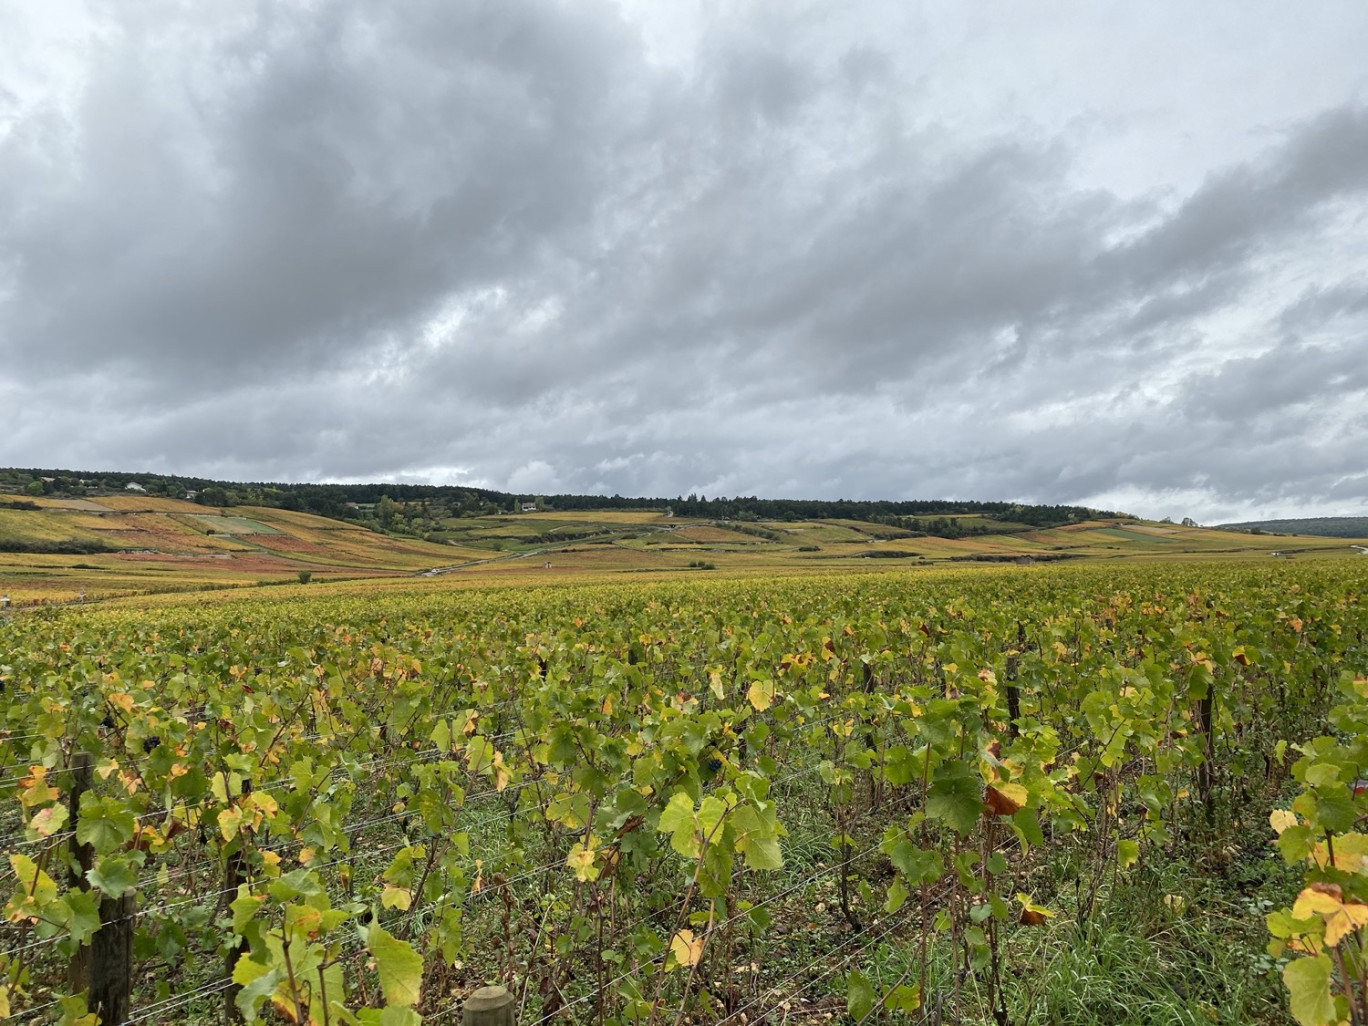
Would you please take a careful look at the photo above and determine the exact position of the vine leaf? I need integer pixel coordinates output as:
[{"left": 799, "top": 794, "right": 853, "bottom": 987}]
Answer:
[
  {"left": 232, "top": 958, "right": 284, "bottom": 1022},
  {"left": 86, "top": 856, "right": 139, "bottom": 899},
  {"left": 368, "top": 924, "right": 424, "bottom": 1007},
  {"left": 56, "top": 994, "right": 98, "bottom": 1026},
  {"left": 354, "top": 1007, "right": 422, "bottom": 1026},
  {"left": 59, "top": 890, "right": 101, "bottom": 945},
  {"left": 5, "top": 854, "right": 57, "bottom": 921},
  {"left": 846, "top": 970, "right": 875, "bottom": 1021},
  {"left": 659, "top": 792, "right": 699, "bottom": 858},
  {"left": 75, "top": 794, "right": 136, "bottom": 853},
  {"left": 668, "top": 929, "right": 704, "bottom": 970},
  {"left": 1270, "top": 809, "right": 1299, "bottom": 834},
  {"left": 1283, "top": 954, "right": 1336, "bottom": 1026},
  {"left": 566, "top": 841, "right": 601, "bottom": 883},
  {"left": 926, "top": 763, "right": 982, "bottom": 835},
  {"left": 747, "top": 679, "right": 774, "bottom": 712},
  {"left": 731, "top": 804, "right": 783, "bottom": 871},
  {"left": 381, "top": 886, "right": 413, "bottom": 911},
  {"left": 430, "top": 719, "right": 451, "bottom": 754},
  {"left": 983, "top": 784, "right": 1025, "bottom": 817},
  {"left": 882, "top": 983, "right": 921, "bottom": 1013},
  {"left": 1117, "top": 840, "right": 1139, "bottom": 869},
  {"left": 1292, "top": 887, "right": 1368, "bottom": 947},
  {"left": 218, "top": 805, "right": 245, "bottom": 842},
  {"left": 709, "top": 669, "right": 726, "bottom": 700},
  {"left": 28, "top": 805, "right": 68, "bottom": 839},
  {"left": 1016, "top": 893, "right": 1054, "bottom": 926}
]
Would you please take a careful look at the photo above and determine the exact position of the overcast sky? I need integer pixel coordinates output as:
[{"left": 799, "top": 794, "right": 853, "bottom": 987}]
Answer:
[{"left": 2, "top": 2, "right": 1366, "bottom": 522}]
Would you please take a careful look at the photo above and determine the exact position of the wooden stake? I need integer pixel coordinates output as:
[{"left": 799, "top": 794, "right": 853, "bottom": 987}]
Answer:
[
  {"left": 463, "top": 985, "right": 516, "bottom": 1025},
  {"left": 67, "top": 751, "right": 94, "bottom": 993},
  {"left": 90, "top": 892, "right": 134, "bottom": 1026}
]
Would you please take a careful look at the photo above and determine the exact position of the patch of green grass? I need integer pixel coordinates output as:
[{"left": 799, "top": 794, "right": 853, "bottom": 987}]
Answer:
[{"left": 906, "top": 849, "right": 1297, "bottom": 1026}]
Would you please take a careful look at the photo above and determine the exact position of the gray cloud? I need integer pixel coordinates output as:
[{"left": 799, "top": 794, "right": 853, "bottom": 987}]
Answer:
[{"left": 2, "top": 1, "right": 1367, "bottom": 522}]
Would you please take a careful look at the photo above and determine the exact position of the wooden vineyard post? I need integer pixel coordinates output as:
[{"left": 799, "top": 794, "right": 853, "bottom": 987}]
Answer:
[
  {"left": 463, "top": 985, "right": 516, "bottom": 1025},
  {"left": 223, "top": 845, "right": 246, "bottom": 1025},
  {"left": 1197, "top": 683, "right": 1216, "bottom": 825},
  {"left": 90, "top": 891, "right": 135, "bottom": 1025},
  {"left": 71, "top": 745, "right": 134, "bottom": 1024},
  {"left": 68, "top": 751, "right": 94, "bottom": 992},
  {"left": 1006, "top": 621, "right": 1026, "bottom": 740}
]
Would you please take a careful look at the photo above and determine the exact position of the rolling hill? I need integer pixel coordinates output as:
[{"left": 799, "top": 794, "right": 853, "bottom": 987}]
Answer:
[
  {"left": 1217, "top": 516, "right": 1368, "bottom": 538},
  {"left": 1, "top": 492, "right": 1365, "bottom": 605}
]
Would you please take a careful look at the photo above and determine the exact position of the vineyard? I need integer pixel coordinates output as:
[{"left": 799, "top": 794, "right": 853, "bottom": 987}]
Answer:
[{"left": 3, "top": 561, "right": 1368, "bottom": 1025}]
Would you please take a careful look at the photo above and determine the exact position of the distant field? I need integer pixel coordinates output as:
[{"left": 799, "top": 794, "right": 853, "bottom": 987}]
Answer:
[
  {"left": 0, "top": 500, "right": 1364, "bottom": 605},
  {"left": 183, "top": 513, "right": 282, "bottom": 534},
  {"left": 1220, "top": 515, "right": 1368, "bottom": 538},
  {"left": 91, "top": 493, "right": 209, "bottom": 512}
]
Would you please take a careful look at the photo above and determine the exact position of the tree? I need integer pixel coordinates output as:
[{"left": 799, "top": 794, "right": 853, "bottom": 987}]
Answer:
[
  {"left": 376, "top": 496, "right": 398, "bottom": 530},
  {"left": 1181, "top": 517, "right": 1197, "bottom": 528}
]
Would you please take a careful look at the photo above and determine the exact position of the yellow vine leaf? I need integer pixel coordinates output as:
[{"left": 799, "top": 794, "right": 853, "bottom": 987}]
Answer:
[
  {"left": 1270, "top": 810, "right": 1298, "bottom": 835},
  {"left": 567, "top": 841, "right": 601, "bottom": 883},
  {"left": 29, "top": 805, "right": 68, "bottom": 838},
  {"left": 247, "top": 792, "right": 279, "bottom": 818},
  {"left": 218, "top": 806, "right": 244, "bottom": 842},
  {"left": 1292, "top": 888, "right": 1368, "bottom": 947},
  {"left": 709, "top": 670, "right": 726, "bottom": 700},
  {"left": 1311, "top": 833, "right": 1368, "bottom": 873},
  {"left": 669, "top": 929, "right": 705, "bottom": 969},
  {"left": 747, "top": 679, "right": 774, "bottom": 712},
  {"left": 381, "top": 886, "right": 413, "bottom": 911}
]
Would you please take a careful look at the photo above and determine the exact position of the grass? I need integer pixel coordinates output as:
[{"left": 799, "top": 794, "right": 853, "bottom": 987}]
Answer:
[{"left": 968, "top": 856, "right": 1295, "bottom": 1026}]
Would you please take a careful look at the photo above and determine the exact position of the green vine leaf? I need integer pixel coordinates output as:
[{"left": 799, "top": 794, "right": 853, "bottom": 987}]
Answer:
[
  {"left": 1283, "top": 955, "right": 1337, "bottom": 1026},
  {"left": 75, "top": 794, "right": 136, "bottom": 853},
  {"left": 86, "top": 855, "right": 139, "bottom": 899},
  {"left": 367, "top": 923, "right": 424, "bottom": 1008},
  {"left": 847, "top": 969, "right": 875, "bottom": 1021},
  {"left": 925, "top": 762, "right": 981, "bottom": 835}
]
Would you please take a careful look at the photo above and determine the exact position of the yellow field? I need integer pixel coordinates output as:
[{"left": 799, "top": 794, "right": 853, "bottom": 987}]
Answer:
[{"left": 89, "top": 493, "right": 209, "bottom": 512}]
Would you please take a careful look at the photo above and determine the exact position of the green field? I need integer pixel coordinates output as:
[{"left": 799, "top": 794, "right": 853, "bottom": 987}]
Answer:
[
  {"left": 3, "top": 560, "right": 1368, "bottom": 1024},
  {"left": 182, "top": 515, "right": 283, "bottom": 535}
]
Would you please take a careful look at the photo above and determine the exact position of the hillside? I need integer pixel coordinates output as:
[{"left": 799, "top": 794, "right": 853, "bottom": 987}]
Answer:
[
  {"left": 1217, "top": 516, "right": 1368, "bottom": 538},
  {"left": 0, "top": 496, "right": 490, "bottom": 603},
  {"left": 1, "top": 496, "right": 1364, "bottom": 605},
  {"left": 0, "top": 465, "right": 1111, "bottom": 530}
]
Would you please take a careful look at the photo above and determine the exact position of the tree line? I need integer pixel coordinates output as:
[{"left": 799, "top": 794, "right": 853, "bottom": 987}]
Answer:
[{"left": 0, "top": 466, "right": 1117, "bottom": 530}]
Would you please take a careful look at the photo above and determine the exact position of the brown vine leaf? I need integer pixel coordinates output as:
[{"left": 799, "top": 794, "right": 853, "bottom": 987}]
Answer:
[{"left": 984, "top": 784, "right": 1025, "bottom": 817}]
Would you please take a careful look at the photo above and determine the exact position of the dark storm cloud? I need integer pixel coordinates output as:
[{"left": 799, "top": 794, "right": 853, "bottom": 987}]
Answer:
[
  {"left": 1, "top": 0, "right": 639, "bottom": 377},
  {"left": 1, "top": 1, "right": 1367, "bottom": 521}
]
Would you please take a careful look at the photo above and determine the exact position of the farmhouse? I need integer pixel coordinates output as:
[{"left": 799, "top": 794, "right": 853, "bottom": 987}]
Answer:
[{"left": 522, "top": 502, "right": 537, "bottom": 512}]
